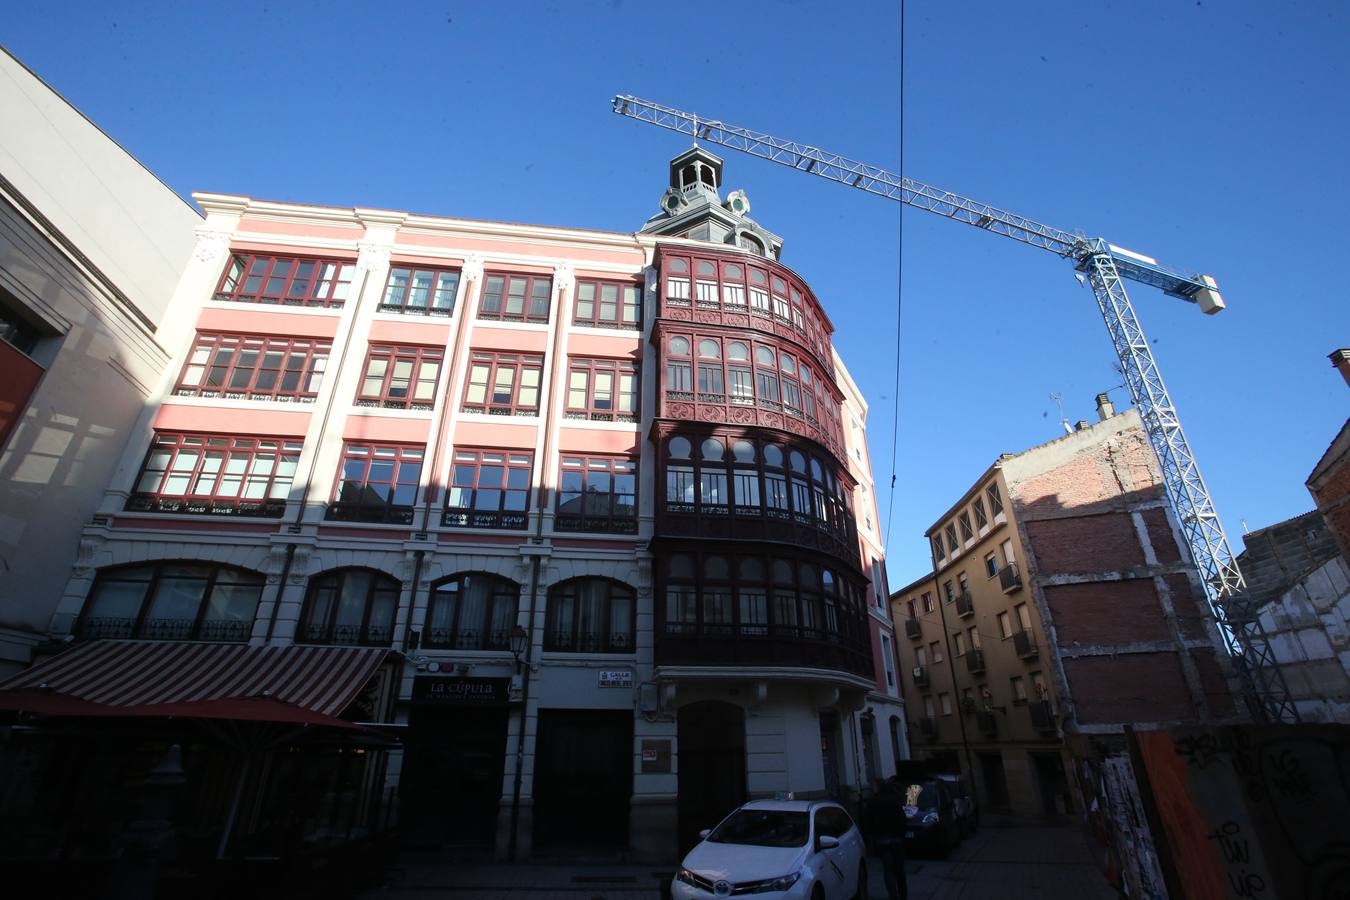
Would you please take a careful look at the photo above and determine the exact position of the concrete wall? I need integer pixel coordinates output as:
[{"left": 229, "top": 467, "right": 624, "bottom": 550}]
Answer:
[{"left": 1256, "top": 554, "right": 1350, "bottom": 722}]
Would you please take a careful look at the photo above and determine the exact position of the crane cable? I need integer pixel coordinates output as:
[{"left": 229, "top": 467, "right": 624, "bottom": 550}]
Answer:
[{"left": 883, "top": 0, "right": 906, "bottom": 558}]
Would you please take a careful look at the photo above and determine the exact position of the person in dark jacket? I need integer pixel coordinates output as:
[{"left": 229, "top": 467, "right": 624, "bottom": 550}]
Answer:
[{"left": 863, "top": 778, "right": 908, "bottom": 900}]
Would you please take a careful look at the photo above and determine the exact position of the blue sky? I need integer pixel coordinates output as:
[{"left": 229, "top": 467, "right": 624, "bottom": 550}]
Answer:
[{"left": 5, "top": 1, "right": 1347, "bottom": 583}]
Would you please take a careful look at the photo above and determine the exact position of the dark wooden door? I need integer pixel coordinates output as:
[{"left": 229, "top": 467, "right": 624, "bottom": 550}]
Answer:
[
  {"left": 677, "top": 701, "right": 746, "bottom": 854},
  {"left": 533, "top": 709, "right": 634, "bottom": 849}
]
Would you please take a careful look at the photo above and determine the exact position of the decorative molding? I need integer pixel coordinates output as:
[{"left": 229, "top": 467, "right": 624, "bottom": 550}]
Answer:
[
  {"left": 193, "top": 230, "right": 231, "bottom": 262},
  {"left": 288, "top": 545, "right": 312, "bottom": 585},
  {"left": 461, "top": 253, "right": 484, "bottom": 283},
  {"left": 552, "top": 262, "right": 576, "bottom": 293},
  {"left": 356, "top": 242, "right": 391, "bottom": 273},
  {"left": 72, "top": 537, "right": 103, "bottom": 577}
]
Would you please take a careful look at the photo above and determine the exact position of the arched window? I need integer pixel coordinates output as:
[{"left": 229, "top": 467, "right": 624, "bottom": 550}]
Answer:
[
  {"left": 299, "top": 567, "right": 399, "bottom": 645},
  {"left": 425, "top": 573, "right": 518, "bottom": 650},
  {"left": 78, "top": 561, "right": 263, "bottom": 642},
  {"left": 546, "top": 578, "right": 635, "bottom": 653}
]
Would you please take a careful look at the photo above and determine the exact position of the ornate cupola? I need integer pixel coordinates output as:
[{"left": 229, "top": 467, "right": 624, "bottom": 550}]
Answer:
[{"left": 641, "top": 145, "right": 783, "bottom": 259}]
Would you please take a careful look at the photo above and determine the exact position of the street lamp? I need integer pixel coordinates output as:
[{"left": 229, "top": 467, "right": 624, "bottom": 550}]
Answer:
[{"left": 509, "top": 624, "right": 528, "bottom": 674}]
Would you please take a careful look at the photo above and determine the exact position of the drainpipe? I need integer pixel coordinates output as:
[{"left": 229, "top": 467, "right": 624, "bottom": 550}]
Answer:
[
  {"left": 507, "top": 551, "right": 543, "bottom": 862},
  {"left": 933, "top": 571, "right": 978, "bottom": 793},
  {"left": 403, "top": 549, "right": 426, "bottom": 651}
]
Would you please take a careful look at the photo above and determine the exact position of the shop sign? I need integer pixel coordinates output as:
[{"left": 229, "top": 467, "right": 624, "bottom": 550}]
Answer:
[
  {"left": 598, "top": 669, "right": 634, "bottom": 689},
  {"left": 412, "top": 676, "right": 509, "bottom": 706}
]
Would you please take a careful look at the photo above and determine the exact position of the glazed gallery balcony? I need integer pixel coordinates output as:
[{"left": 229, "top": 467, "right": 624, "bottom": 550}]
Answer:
[{"left": 655, "top": 626, "right": 872, "bottom": 679}]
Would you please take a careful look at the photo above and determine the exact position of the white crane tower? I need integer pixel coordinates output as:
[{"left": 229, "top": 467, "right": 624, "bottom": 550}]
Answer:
[{"left": 612, "top": 94, "right": 1296, "bottom": 724}]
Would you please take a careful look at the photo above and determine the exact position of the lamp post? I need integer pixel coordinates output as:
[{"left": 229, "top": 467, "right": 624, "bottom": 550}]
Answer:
[{"left": 507, "top": 623, "right": 530, "bottom": 861}]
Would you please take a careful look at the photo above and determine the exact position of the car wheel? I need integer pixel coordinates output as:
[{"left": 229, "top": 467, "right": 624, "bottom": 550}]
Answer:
[{"left": 852, "top": 860, "right": 868, "bottom": 900}]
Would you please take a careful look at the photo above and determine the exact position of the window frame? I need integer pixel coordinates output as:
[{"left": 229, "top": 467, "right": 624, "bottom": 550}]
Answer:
[
  {"left": 545, "top": 578, "right": 636, "bottom": 653},
  {"left": 565, "top": 357, "right": 640, "bottom": 422},
  {"left": 573, "top": 278, "right": 642, "bottom": 330},
  {"left": 461, "top": 351, "right": 544, "bottom": 417},
  {"left": 298, "top": 567, "right": 400, "bottom": 646},
  {"left": 379, "top": 265, "right": 461, "bottom": 316},
  {"left": 76, "top": 562, "right": 263, "bottom": 642},
  {"left": 128, "top": 433, "right": 301, "bottom": 517},
  {"left": 478, "top": 272, "right": 552, "bottom": 323},
  {"left": 423, "top": 573, "right": 520, "bottom": 650},
  {"left": 356, "top": 344, "right": 444, "bottom": 410},
  {"left": 442, "top": 448, "right": 532, "bottom": 530},
  {"left": 174, "top": 333, "right": 329, "bottom": 402},
  {"left": 327, "top": 442, "right": 424, "bottom": 524},
  {"left": 555, "top": 455, "right": 638, "bottom": 534},
  {"left": 214, "top": 252, "right": 355, "bottom": 308}
]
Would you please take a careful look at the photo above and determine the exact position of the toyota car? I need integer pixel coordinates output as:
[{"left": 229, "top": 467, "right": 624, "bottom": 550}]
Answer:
[{"left": 672, "top": 799, "right": 867, "bottom": 899}]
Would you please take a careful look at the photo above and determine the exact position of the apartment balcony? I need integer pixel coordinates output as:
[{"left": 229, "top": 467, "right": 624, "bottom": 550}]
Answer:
[
  {"left": 126, "top": 494, "right": 285, "bottom": 518},
  {"left": 75, "top": 616, "right": 252, "bottom": 642},
  {"left": 965, "top": 649, "right": 986, "bottom": 674},
  {"left": 325, "top": 502, "right": 416, "bottom": 525},
  {"left": 919, "top": 716, "right": 938, "bottom": 739},
  {"left": 1029, "top": 700, "right": 1057, "bottom": 733},
  {"left": 911, "top": 665, "right": 929, "bottom": 688},
  {"left": 659, "top": 509, "right": 858, "bottom": 568},
  {"left": 296, "top": 622, "right": 393, "bottom": 647},
  {"left": 976, "top": 711, "right": 999, "bottom": 737},
  {"left": 1013, "top": 629, "right": 1038, "bottom": 659},
  {"left": 999, "top": 562, "right": 1024, "bottom": 593},
  {"left": 955, "top": 591, "right": 974, "bottom": 618},
  {"left": 656, "top": 628, "right": 872, "bottom": 679},
  {"left": 904, "top": 617, "right": 923, "bottom": 640}
]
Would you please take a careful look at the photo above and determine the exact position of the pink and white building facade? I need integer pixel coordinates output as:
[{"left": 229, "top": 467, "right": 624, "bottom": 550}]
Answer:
[{"left": 44, "top": 149, "right": 902, "bottom": 861}]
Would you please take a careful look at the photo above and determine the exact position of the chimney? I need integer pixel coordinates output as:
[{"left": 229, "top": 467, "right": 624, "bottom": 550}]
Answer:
[
  {"left": 1095, "top": 392, "right": 1115, "bottom": 422},
  {"left": 1074, "top": 419, "right": 1091, "bottom": 431},
  {"left": 1331, "top": 349, "right": 1350, "bottom": 389}
]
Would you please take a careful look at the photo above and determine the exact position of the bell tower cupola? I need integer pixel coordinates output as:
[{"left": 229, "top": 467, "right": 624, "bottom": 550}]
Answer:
[{"left": 641, "top": 145, "right": 784, "bottom": 259}]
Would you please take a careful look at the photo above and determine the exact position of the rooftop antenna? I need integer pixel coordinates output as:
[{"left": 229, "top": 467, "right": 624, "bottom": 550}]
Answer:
[{"left": 1050, "top": 392, "right": 1073, "bottom": 434}]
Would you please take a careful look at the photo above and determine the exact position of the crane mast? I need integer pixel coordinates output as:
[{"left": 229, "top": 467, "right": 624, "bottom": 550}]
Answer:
[{"left": 612, "top": 94, "right": 1296, "bottom": 724}]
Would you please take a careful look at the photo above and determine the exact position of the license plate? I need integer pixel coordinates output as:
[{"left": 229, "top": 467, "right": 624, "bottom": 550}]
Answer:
[{"left": 905, "top": 831, "right": 915, "bottom": 839}]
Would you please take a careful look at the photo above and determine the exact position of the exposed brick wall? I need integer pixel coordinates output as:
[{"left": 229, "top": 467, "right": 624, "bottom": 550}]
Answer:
[
  {"left": 1309, "top": 442, "right": 1350, "bottom": 560},
  {"left": 1025, "top": 512, "right": 1145, "bottom": 573},
  {"left": 1063, "top": 653, "right": 1193, "bottom": 724},
  {"left": 1163, "top": 573, "right": 1212, "bottom": 641},
  {"left": 1043, "top": 579, "right": 1170, "bottom": 645},
  {"left": 1141, "top": 507, "right": 1182, "bottom": 565},
  {"left": 1191, "top": 648, "right": 1239, "bottom": 718}
]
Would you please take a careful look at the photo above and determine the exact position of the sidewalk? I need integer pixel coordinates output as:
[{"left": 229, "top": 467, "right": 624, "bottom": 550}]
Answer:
[{"left": 362, "top": 818, "right": 1118, "bottom": 900}]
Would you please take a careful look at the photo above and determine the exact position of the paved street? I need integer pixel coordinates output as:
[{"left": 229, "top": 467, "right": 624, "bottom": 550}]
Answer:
[{"left": 363, "top": 816, "right": 1118, "bottom": 900}]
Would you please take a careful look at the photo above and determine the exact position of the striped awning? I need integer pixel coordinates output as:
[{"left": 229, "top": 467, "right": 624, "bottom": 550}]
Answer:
[{"left": 0, "top": 640, "right": 389, "bottom": 719}]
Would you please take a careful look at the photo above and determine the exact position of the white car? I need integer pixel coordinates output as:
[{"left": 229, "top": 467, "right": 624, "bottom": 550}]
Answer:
[{"left": 672, "top": 799, "right": 868, "bottom": 899}]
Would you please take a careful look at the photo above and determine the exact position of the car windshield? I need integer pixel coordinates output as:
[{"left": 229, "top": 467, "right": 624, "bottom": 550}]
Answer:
[
  {"left": 903, "top": 783, "right": 939, "bottom": 809},
  {"left": 708, "top": 809, "right": 809, "bottom": 847}
]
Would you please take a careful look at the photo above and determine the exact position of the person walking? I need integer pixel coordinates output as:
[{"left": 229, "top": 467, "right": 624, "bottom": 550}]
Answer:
[{"left": 863, "top": 778, "right": 909, "bottom": 900}]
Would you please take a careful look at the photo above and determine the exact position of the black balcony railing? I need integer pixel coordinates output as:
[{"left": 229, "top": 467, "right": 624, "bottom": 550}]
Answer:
[
  {"left": 904, "top": 617, "right": 922, "bottom": 640},
  {"left": 976, "top": 711, "right": 998, "bottom": 736},
  {"left": 1013, "top": 629, "right": 1038, "bottom": 659},
  {"left": 441, "top": 509, "right": 529, "bottom": 530},
  {"left": 999, "top": 563, "right": 1023, "bottom": 593},
  {"left": 656, "top": 629, "right": 872, "bottom": 679},
  {"left": 919, "top": 716, "right": 938, "bottom": 739},
  {"left": 912, "top": 664, "right": 929, "bottom": 687},
  {"left": 76, "top": 617, "right": 252, "bottom": 642},
  {"left": 955, "top": 591, "right": 974, "bottom": 618},
  {"left": 126, "top": 495, "right": 285, "bottom": 518},
  {"left": 422, "top": 627, "right": 511, "bottom": 651},
  {"left": 325, "top": 502, "right": 416, "bottom": 525},
  {"left": 297, "top": 622, "right": 393, "bottom": 646},
  {"left": 554, "top": 514, "right": 639, "bottom": 535},
  {"left": 1029, "top": 700, "right": 1057, "bottom": 732},
  {"left": 965, "top": 649, "right": 986, "bottom": 674},
  {"left": 546, "top": 630, "right": 634, "bottom": 654}
]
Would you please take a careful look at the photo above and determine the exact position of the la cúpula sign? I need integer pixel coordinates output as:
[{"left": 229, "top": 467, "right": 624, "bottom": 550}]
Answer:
[{"left": 412, "top": 676, "right": 510, "bottom": 707}]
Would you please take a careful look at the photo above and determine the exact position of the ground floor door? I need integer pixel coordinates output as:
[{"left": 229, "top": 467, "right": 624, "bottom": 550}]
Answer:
[
  {"left": 1031, "top": 751, "right": 1072, "bottom": 815},
  {"left": 533, "top": 709, "right": 633, "bottom": 851},
  {"left": 400, "top": 706, "right": 509, "bottom": 849},
  {"left": 978, "top": 751, "right": 1010, "bottom": 810},
  {"left": 677, "top": 701, "right": 746, "bottom": 854}
]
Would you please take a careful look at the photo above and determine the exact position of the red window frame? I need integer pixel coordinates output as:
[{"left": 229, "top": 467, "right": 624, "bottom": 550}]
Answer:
[
  {"left": 356, "top": 345, "right": 443, "bottom": 410},
  {"left": 442, "top": 448, "right": 533, "bottom": 530},
  {"left": 214, "top": 252, "right": 355, "bottom": 308},
  {"left": 478, "top": 272, "right": 552, "bottom": 323},
  {"left": 328, "top": 442, "right": 424, "bottom": 524},
  {"left": 556, "top": 455, "right": 638, "bottom": 534},
  {"left": 174, "top": 333, "right": 329, "bottom": 402},
  {"left": 128, "top": 433, "right": 301, "bottom": 517},
  {"left": 380, "top": 265, "right": 460, "bottom": 316},
  {"left": 461, "top": 351, "right": 544, "bottom": 416},
  {"left": 565, "top": 358, "right": 639, "bottom": 422},
  {"left": 573, "top": 279, "right": 642, "bottom": 330}
]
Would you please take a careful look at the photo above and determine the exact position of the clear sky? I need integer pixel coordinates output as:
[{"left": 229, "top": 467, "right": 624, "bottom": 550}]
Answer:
[{"left": 4, "top": 1, "right": 1347, "bottom": 584}]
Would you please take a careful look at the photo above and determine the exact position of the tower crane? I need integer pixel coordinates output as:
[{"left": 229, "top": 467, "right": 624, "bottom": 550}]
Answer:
[{"left": 612, "top": 94, "right": 1296, "bottom": 724}]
